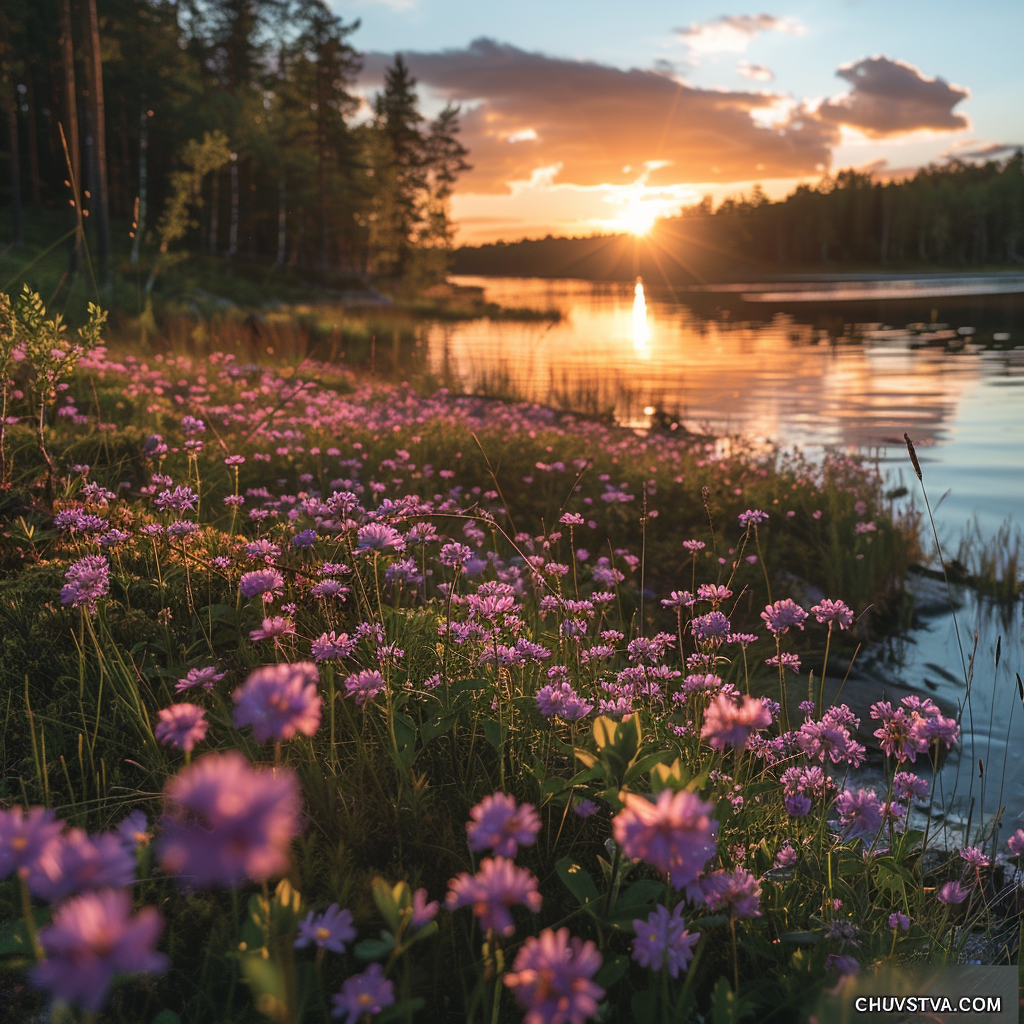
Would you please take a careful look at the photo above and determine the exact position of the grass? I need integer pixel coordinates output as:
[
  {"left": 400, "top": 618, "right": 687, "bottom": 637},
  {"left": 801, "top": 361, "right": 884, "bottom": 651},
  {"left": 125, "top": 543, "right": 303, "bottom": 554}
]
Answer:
[{"left": 0, "top": 288, "right": 1021, "bottom": 1023}]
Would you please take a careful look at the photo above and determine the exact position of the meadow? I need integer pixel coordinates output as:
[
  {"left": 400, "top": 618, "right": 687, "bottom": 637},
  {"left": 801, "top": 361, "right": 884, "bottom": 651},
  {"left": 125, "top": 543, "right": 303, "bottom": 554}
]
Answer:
[{"left": 0, "top": 286, "right": 1021, "bottom": 1023}]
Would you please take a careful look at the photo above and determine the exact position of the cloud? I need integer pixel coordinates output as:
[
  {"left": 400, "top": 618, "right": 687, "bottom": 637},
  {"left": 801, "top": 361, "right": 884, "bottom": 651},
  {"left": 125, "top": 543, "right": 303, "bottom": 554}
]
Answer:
[
  {"left": 676, "top": 14, "right": 803, "bottom": 54},
  {"left": 737, "top": 61, "right": 774, "bottom": 82},
  {"left": 942, "top": 140, "right": 1023, "bottom": 161},
  {"left": 818, "top": 56, "right": 970, "bottom": 137},
  {"left": 362, "top": 38, "right": 837, "bottom": 193}
]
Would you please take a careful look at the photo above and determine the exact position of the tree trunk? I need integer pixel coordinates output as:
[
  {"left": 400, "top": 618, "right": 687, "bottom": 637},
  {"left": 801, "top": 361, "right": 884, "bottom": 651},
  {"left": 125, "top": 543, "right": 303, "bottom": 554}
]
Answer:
[
  {"left": 84, "top": 0, "right": 111, "bottom": 289},
  {"left": 130, "top": 107, "right": 147, "bottom": 266},
  {"left": 6, "top": 96, "right": 24, "bottom": 246},
  {"left": 59, "top": 0, "right": 83, "bottom": 271},
  {"left": 24, "top": 68, "right": 41, "bottom": 206}
]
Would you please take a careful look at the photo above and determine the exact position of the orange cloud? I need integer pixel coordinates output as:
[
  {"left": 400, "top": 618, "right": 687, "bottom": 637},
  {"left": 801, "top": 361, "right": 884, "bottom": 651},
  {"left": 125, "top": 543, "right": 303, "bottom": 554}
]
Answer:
[{"left": 363, "top": 39, "right": 837, "bottom": 193}]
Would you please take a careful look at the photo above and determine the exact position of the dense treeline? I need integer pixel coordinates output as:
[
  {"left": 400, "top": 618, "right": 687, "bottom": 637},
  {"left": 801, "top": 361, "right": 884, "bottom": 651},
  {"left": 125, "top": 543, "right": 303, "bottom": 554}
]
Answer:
[
  {"left": 0, "top": 0, "right": 469, "bottom": 291},
  {"left": 454, "top": 156, "right": 1024, "bottom": 283}
]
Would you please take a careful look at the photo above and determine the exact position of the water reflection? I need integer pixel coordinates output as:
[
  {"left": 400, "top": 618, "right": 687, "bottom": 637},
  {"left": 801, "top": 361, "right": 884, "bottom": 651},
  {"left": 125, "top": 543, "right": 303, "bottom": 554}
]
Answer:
[
  {"left": 632, "top": 278, "right": 649, "bottom": 357},
  {"left": 431, "top": 276, "right": 1024, "bottom": 532}
]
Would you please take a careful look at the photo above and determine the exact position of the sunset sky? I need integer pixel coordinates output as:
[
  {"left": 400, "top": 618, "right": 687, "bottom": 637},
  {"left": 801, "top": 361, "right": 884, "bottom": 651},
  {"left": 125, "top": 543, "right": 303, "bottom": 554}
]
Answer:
[{"left": 337, "top": 0, "right": 1023, "bottom": 243}]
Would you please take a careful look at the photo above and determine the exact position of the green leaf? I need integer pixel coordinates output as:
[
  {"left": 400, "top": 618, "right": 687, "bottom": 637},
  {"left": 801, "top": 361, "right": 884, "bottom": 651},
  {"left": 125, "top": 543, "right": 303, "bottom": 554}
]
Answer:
[
  {"left": 779, "top": 931, "right": 820, "bottom": 945},
  {"left": 594, "top": 953, "right": 630, "bottom": 989},
  {"left": 420, "top": 713, "right": 457, "bottom": 746},
  {"left": 623, "top": 748, "right": 673, "bottom": 786},
  {"left": 378, "top": 997, "right": 426, "bottom": 1022},
  {"left": 482, "top": 717, "right": 503, "bottom": 751},
  {"left": 354, "top": 937, "right": 395, "bottom": 961},
  {"left": 555, "top": 857, "right": 601, "bottom": 907},
  {"left": 710, "top": 976, "right": 755, "bottom": 1024}
]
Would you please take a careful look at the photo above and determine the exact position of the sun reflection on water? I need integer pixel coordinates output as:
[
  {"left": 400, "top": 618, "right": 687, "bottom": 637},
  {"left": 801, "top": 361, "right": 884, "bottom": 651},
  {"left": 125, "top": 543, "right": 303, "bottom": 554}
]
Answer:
[{"left": 632, "top": 278, "right": 649, "bottom": 356}]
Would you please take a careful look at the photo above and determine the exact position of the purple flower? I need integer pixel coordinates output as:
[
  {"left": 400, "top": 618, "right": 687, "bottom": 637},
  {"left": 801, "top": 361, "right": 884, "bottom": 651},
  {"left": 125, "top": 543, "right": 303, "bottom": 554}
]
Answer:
[
  {"left": 155, "top": 703, "right": 209, "bottom": 753},
  {"left": 612, "top": 789, "right": 718, "bottom": 890},
  {"left": 536, "top": 683, "right": 594, "bottom": 722},
  {"left": 784, "top": 793, "right": 812, "bottom": 818},
  {"left": 1008, "top": 829, "right": 1024, "bottom": 856},
  {"left": 574, "top": 800, "right": 599, "bottom": 818},
  {"left": 760, "top": 599, "right": 808, "bottom": 635},
  {"left": 825, "top": 954, "right": 860, "bottom": 975},
  {"left": 445, "top": 857, "right": 542, "bottom": 937},
  {"left": 834, "top": 788, "right": 884, "bottom": 842},
  {"left": 632, "top": 903, "right": 700, "bottom": 978},
  {"left": 176, "top": 666, "right": 225, "bottom": 693},
  {"left": 690, "top": 611, "right": 731, "bottom": 641},
  {"left": 504, "top": 927, "right": 603, "bottom": 1024},
  {"left": 292, "top": 529, "right": 317, "bottom": 548},
  {"left": 249, "top": 616, "right": 296, "bottom": 641},
  {"left": 154, "top": 485, "right": 198, "bottom": 513},
  {"left": 702, "top": 867, "right": 762, "bottom": 918},
  {"left": 356, "top": 523, "right": 405, "bottom": 552},
  {"left": 700, "top": 694, "right": 771, "bottom": 750},
  {"left": 295, "top": 904, "right": 356, "bottom": 953},
  {"left": 27, "top": 829, "right": 136, "bottom": 903},
  {"left": 936, "top": 881, "right": 969, "bottom": 905},
  {"left": 959, "top": 846, "right": 990, "bottom": 868},
  {"left": 331, "top": 963, "right": 394, "bottom": 1023},
  {"left": 31, "top": 889, "right": 167, "bottom": 1012},
  {"left": 893, "top": 772, "right": 929, "bottom": 800},
  {"left": 116, "top": 811, "right": 149, "bottom": 851},
  {"left": 775, "top": 844, "right": 798, "bottom": 867},
  {"left": 158, "top": 750, "right": 301, "bottom": 887},
  {"left": 344, "top": 669, "right": 387, "bottom": 706},
  {"left": 810, "top": 598, "right": 854, "bottom": 630},
  {"left": 311, "top": 579, "right": 351, "bottom": 600},
  {"left": 889, "top": 912, "right": 910, "bottom": 931},
  {"left": 312, "top": 630, "right": 357, "bottom": 662},
  {"left": 738, "top": 509, "right": 769, "bottom": 528},
  {"left": 239, "top": 568, "right": 285, "bottom": 602},
  {"left": 466, "top": 794, "right": 542, "bottom": 858},
  {"left": 232, "top": 662, "right": 321, "bottom": 742},
  {"left": 0, "top": 807, "right": 64, "bottom": 881},
  {"left": 870, "top": 702, "right": 929, "bottom": 763},
  {"left": 60, "top": 555, "right": 110, "bottom": 612}
]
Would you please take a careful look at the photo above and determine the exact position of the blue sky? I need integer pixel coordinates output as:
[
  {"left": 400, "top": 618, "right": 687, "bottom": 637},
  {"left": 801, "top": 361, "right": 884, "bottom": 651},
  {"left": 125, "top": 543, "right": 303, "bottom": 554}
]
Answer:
[{"left": 331, "top": 0, "right": 1024, "bottom": 241}]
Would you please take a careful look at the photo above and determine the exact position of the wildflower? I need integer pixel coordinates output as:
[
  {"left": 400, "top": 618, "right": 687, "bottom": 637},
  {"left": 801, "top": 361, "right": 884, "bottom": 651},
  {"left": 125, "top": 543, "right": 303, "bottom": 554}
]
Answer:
[
  {"left": 870, "top": 701, "right": 928, "bottom": 763},
  {"left": 445, "top": 857, "right": 542, "bottom": 936},
  {"left": 936, "top": 881, "right": 969, "bottom": 905},
  {"left": 312, "top": 631, "right": 357, "bottom": 662},
  {"left": 536, "top": 683, "right": 594, "bottom": 722},
  {"left": 889, "top": 912, "right": 910, "bottom": 931},
  {"left": 697, "top": 583, "right": 733, "bottom": 603},
  {"left": 331, "top": 963, "right": 394, "bottom": 1023},
  {"left": 311, "top": 579, "right": 351, "bottom": 599},
  {"left": 702, "top": 868, "right": 762, "bottom": 918},
  {"left": 467, "top": 794, "right": 541, "bottom": 858},
  {"left": 691, "top": 611, "right": 731, "bottom": 641},
  {"left": 116, "top": 812, "right": 149, "bottom": 851},
  {"left": 60, "top": 555, "right": 110, "bottom": 612},
  {"left": 31, "top": 889, "right": 167, "bottom": 1013},
  {"left": 292, "top": 528, "right": 317, "bottom": 548},
  {"left": 504, "top": 927, "right": 603, "bottom": 1024},
  {"left": 834, "top": 789, "right": 884, "bottom": 842},
  {"left": 249, "top": 616, "right": 296, "bottom": 641},
  {"left": 825, "top": 954, "right": 860, "bottom": 975},
  {"left": 700, "top": 693, "right": 771, "bottom": 750},
  {"left": 410, "top": 888, "right": 439, "bottom": 930},
  {"left": 893, "top": 772, "right": 929, "bottom": 800},
  {"left": 574, "top": 800, "right": 599, "bottom": 818},
  {"left": 158, "top": 750, "right": 301, "bottom": 887},
  {"left": 959, "top": 846, "right": 990, "bottom": 868},
  {"left": 239, "top": 568, "right": 285, "bottom": 602},
  {"left": 760, "top": 599, "right": 808, "bottom": 635},
  {"left": 344, "top": 669, "right": 387, "bottom": 706},
  {"left": 765, "top": 652, "right": 802, "bottom": 674},
  {"left": 612, "top": 789, "right": 718, "bottom": 890},
  {"left": 810, "top": 598, "right": 854, "bottom": 630},
  {"left": 631, "top": 903, "right": 700, "bottom": 978},
  {"left": 232, "top": 662, "right": 321, "bottom": 742},
  {"left": 682, "top": 539, "right": 705, "bottom": 552},
  {"left": 155, "top": 703, "right": 209, "bottom": 753},
  {"left": 27, "top": 829, "right": 136, "bottom": 903},
  {"left": 356, "top": 523, "right": 405, "bottom": 552},
  {"left": 1008, "top": 830, "right": 1024, "bottom": 856},
  {"left": 784, "top": 793, "right": 812, "bottom": 818},
  {"left": 224, "top": 454, "right": 246, "bottom": 466},
  {"left": 0, "top": 807, "right": 64, "bottom": 880},
  {"left": 661, "top": 590, "right": 694, "bottom": 608},
  {"left": 154, "top": 485, "right": 198, "bottom": 513},
  {"left": 176, "top": 666, "right": 225, "bottom": 693},
  {"left": 295, "top": 904, "right": 357, "bottom": 953},
  {"left": 775, "top": 844, "right": 798, "bottom": 867}
]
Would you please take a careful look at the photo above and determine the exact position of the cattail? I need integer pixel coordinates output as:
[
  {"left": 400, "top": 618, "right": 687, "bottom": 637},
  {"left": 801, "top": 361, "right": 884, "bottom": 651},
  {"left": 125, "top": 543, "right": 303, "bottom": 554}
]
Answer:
[
  {"left": 978, "top": 758, "right": 984, "bottom": 780},
  {"left": 1016, "top": 672, "right": 1023, "bottom": 703},
  {"left": 903, "top": 433, "right": 922, "bottom": 481},
  {"left": 995, "top": 635, "right": 1001, "bottom": 669}
]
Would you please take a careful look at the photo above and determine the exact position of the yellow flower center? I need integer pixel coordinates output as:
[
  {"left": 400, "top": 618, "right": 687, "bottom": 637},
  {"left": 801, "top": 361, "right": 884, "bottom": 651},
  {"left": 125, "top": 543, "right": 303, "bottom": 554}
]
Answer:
[{"left": 315, "top": 927, "right": 331, "bottom": 942}]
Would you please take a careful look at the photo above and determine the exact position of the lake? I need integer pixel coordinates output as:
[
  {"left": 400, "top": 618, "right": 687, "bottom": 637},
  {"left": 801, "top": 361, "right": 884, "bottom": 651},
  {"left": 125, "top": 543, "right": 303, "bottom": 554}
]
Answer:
[{"left": 432, "top": 275, "right": 1024, "bottom": 833}]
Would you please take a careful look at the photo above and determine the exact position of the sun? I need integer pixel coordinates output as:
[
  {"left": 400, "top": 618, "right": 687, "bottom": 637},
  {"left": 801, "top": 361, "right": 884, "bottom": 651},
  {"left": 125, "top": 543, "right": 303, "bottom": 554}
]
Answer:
[{"left": 619, "top": 204, "right": 657, "bottom": 236}]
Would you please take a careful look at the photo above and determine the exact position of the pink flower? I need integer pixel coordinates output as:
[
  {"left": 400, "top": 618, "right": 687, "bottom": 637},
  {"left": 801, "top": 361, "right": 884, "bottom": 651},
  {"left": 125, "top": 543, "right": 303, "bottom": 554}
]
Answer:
[
  {"left": 700, "top": 694, "right": 771, "bottom": 750},
  {"left": 410, "top": 888, "right": 439, "bottom": 930},
  {"left": 31, "top": 889, "right": 167, "bottom": 1012},
  {"left": 936, "top": 881, "right": 969, "bottom": 905},
  {"left": 26, "top": 829, "right": 136, "bottom": 903},
  {"left": 632, "top": 903, "right": 700, "bottom": 978},
  {"left": 1008, "top": 829, "right": 1024, "bottom": 856},
  {"left": 612, "top": 790, "right": 718, "bottom": 890},
  {"left": 702, "top": 867, "right": 762, "bottom": 918},
  {"left": 233, "top": 662, "right": 321, "bottom": 742},
  {"left": 155, "top": 703, "right": 208, "bottom": 752},
  {"left": 249, "top": 616, "right": 296, "bottom": 641},
  {"left": 158, "top": 750, "right": 301, "bottom": 887},
  {"left": 810, "top": 599, "right": 854, "bottom": 629},
  {"left": 0, "top": 807, "right": 63, "bottom": 881},
  {"left": 445, "top": 857, "right": 541, "bottom": 937},
  {"left": 504, "top": 927, "right": 604, "bottom": 1024},
  {"left": 760, "top": 599, "right": 807, "bottom": 635},
  {"left": 467, "top": 793, "right": 542, "bottom": 858}
]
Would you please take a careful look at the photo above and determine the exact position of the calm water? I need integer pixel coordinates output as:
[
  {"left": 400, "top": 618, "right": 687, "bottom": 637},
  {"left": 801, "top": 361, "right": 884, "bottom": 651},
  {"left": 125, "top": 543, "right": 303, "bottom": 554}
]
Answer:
[{"left": 434, "top": 275, "right": 1024, "bottom": 830}]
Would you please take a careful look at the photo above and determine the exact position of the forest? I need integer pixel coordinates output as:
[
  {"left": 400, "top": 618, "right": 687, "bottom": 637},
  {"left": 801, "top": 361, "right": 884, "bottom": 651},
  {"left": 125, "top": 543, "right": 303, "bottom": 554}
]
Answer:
[
  {"left": 454, "top": 155, "right": 1024, "bottom": 283},
  {"left": 0, "top": 0, "right": 470, "bottom": 295}
]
